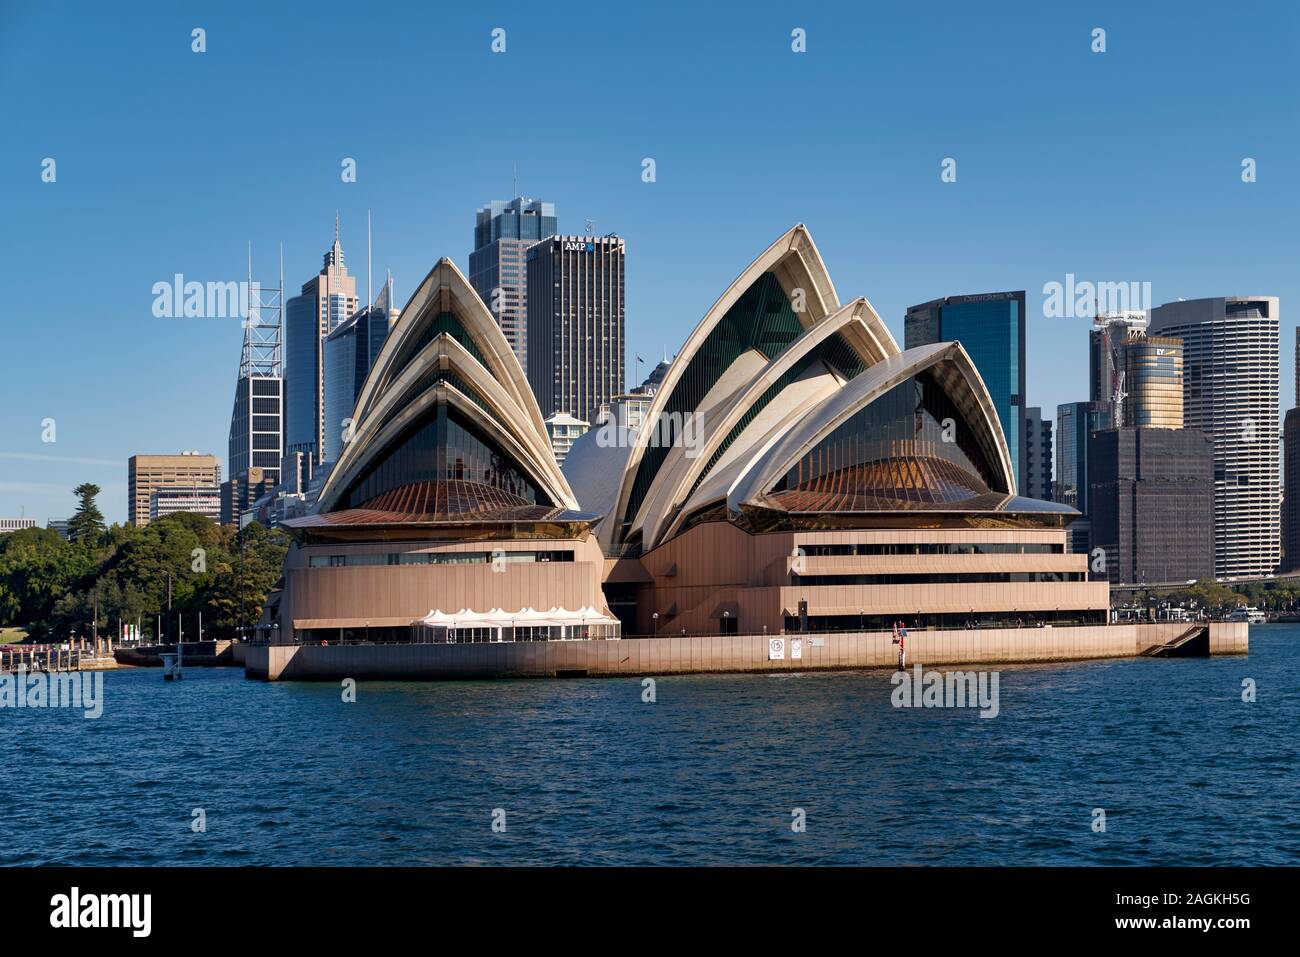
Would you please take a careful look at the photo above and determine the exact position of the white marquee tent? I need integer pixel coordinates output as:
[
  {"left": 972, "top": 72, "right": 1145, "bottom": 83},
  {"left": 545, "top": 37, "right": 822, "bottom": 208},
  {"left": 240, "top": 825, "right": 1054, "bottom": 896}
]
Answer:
[{"left": 415, "top": 606, "right": 621, "bottom": 643}]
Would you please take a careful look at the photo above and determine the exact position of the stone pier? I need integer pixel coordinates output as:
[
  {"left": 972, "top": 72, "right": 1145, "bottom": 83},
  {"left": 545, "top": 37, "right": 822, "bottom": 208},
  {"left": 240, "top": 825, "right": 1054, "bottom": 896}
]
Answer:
[{"left": 243, "top": 621, "right": 1247, "bottom": 681}]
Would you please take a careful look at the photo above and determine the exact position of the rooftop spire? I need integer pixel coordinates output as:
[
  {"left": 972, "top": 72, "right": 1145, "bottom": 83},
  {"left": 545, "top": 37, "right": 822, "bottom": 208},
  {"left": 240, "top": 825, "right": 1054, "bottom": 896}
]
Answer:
[{"left": 324, "top": 212, "right": 345, "bottom": 269}]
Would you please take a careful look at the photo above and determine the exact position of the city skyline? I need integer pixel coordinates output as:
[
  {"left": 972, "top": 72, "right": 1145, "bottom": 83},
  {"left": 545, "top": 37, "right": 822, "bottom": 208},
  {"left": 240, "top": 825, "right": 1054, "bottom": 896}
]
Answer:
[{"left": 3, "top": 2, "right": 1298, "bottom": 525}]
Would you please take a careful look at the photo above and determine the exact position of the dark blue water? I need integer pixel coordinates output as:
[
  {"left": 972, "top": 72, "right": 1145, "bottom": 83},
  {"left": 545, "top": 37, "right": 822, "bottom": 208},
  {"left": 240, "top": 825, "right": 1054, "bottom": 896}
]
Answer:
[{"left": 2, "top": 626, "right": 1296, "bottom": 865}]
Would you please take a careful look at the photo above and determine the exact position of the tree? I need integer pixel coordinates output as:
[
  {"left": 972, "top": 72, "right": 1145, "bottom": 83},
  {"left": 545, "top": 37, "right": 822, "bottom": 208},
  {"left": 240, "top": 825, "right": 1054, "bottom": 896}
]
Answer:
[
  {"left": 0, "top": 526, "right": 96, "bottom": 634},
  {"left": 67, "top": 482, "right": 106, "bottom": 545},
  {"left": 1, "top": 510, "right": 288, "bottom": 642}
]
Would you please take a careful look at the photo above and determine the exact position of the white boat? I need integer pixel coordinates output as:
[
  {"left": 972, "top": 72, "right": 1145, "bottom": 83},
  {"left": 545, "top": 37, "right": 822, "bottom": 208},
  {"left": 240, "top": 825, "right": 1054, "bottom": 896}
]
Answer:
[{"left": 1227, "top": 607, "right": 1266, "bottom": 624}]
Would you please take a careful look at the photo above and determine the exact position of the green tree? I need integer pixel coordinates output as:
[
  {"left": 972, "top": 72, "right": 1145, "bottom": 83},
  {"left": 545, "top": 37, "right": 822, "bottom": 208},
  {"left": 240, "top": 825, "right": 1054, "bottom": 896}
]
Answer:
[
  {"left": 66, "top": 482, "right": 106, "bottom": 545},
  {"left": 0, "top": 526, "right": 96, "bottom": 634},
  {"left": 1, "top": 510, "right": 288, "bottom": 642},
  {"left": 198, "top": 522, "right": 289, "bottom": 638}
]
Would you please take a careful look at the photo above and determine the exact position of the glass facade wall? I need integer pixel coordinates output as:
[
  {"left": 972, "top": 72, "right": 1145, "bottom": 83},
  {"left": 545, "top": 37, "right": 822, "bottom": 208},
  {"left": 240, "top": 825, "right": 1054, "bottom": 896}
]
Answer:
[
  {"left": 1119, "top": 333, "right": 1183, "bottom": 428},
  {"left": 284, "top": 293, "right": 320, "bottom": 456},
  {"left": 339, "top": 403, "right": 548, "bottom": 510},
  {"left": 770, "top": 372, "right": 998, "bottom": 510},
  {"left": 905, "top": 292, "right": 1026, "bottom": 490},
  {"left": 322, "top": 320, "right": 359, "bottom": 465}
]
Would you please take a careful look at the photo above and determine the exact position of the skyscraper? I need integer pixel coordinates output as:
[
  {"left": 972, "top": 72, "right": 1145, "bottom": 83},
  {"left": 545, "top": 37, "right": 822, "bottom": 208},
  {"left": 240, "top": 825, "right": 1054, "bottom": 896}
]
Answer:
[
  {"left": 1116, "top": 332, "right": 1184, "bottom": 428},
  {"left": 227, "top": 253, "right": 283, "bottom": 489},
  {"left": 1281, "top": 411, "right": 1300, "bottom": 572},
  {"left": 1089, "top": 312, "right": 1148, "bottom": 426},
  {"left": 1024, "top": 407, "right": 1053, "bottom": 501},
  {"left": 469, "top": 197, "right": 557, "bottom": 366},
  {"left": 285, "top": 217, "right": 359, "bottom": 466},
  {"left": 526, "top": 234, "right": 626, "bottom": 425},
  {"left": 322, "top": 275, "right": 398, "bottom": 465},
  {"left": 1055, "top": 400, "right": 1109, "bottom": 553},
  {"left": 1281, "top": 329, "right": 1300, "bottom": 572},
  {"left": 1088, "top": 427, "right": 1214, "bottom": 585},
  {"left": 1149, "top": 296, "right": 1280, "bottom": 578},
  {"left": 905, "top": 291, "right": 1026, "bottom": 490}
]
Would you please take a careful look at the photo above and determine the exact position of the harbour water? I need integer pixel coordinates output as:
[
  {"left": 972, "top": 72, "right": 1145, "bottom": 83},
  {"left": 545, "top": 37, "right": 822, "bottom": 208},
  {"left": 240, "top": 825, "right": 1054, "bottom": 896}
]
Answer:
[{"left": 1, "top": 626, "right": 1296, "bottom": 866}]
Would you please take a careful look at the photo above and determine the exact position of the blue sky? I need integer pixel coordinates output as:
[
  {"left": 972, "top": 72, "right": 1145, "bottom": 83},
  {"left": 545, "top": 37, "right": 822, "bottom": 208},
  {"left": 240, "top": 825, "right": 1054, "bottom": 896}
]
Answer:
[{"left": 2, "top": 0, "right": 1297, "bottom": 525}]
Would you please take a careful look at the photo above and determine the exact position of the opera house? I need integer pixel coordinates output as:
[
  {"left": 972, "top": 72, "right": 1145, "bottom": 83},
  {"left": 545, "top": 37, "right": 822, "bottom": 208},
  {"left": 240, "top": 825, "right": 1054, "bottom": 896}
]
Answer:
[
  {"left": 268, "top": 259, "right": 619, "bottom": 644},
  {"left": 262, "top": 225, "right": 1110, "bottom": 647}
]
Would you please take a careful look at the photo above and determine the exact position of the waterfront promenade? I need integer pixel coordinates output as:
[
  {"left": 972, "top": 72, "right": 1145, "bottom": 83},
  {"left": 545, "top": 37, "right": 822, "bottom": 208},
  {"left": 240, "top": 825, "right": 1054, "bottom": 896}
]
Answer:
[
  {"left": 242, "top": 621, "right": 1247, "bottom": 681},
  {"left": 0, "top": 643, "right": 117, "bottom": 673}
]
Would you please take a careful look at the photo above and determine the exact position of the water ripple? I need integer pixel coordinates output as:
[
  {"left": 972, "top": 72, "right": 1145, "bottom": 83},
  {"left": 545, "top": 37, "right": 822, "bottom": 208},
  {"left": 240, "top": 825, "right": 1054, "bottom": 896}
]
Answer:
[{"left": 1, "top": 628, "right": 1298, "bottom": 864}]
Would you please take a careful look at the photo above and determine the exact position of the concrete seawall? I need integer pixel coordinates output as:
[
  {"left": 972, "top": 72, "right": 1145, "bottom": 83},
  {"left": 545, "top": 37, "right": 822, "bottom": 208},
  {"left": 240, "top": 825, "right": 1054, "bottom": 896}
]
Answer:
[{"left": 243, "top": 621, "right": 1247, "bottom": 681}]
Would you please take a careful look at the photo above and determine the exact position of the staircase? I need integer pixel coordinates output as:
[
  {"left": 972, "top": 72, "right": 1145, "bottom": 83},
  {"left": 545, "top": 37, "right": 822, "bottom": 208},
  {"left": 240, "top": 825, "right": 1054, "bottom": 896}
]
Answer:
[{"left": 1140, "top": 625, "right": 1209, "bottom": 658}]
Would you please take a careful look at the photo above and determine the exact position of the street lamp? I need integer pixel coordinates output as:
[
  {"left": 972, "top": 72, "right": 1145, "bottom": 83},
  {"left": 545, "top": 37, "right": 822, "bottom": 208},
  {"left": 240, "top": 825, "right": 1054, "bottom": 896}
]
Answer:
[{"left": 652, "top": 611, "right": 659, "bottom": 636}]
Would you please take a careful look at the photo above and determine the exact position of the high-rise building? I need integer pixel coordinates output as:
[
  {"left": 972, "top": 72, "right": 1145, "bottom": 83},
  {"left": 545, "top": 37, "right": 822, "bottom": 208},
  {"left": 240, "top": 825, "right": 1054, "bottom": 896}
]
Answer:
[
  {"left": 1108, "top": 331, "right": 1184, "bottom": 428},
  {"left": 1089, "top": 312, "right": 1148, "bottom": 425},
  {"left": 227, "top": 254, "right": 284, "bottom": 488},
  {"left": 1024, "top": 407, "right": 1053, "bottom": 501},
  {"left": 1282, "top": 410, "right": 1300, "bottom": 572},
  {"left": 0, "top": 518, "right": 36, "bottom": 534},
  {"left": 150, "top": 486, "right": 221, "bottom": 523},
  {"left": 526, "top": 234, "right": 626, "bottom": 425},
  {"left": 1295, "top": 326, "right": 1300, "bottom": 404},
  {"left": 905, "top": 291, "right": 1026, "bottom": 490},
  {"left": 1281, "top": 331, "right": 1300, "bottom": 573},
  {"left": 46, "top": 518, "right": 70, "bottom": 540},
  {"left": 128, "top": 452, "right": 220, "bottom": 527},
  {"left": 1088, "top": 427, "right": 1214, "bottom": 585},
  {"left": 1055, "top": 400, "right": 1109, "bottom": 554},
  {"left": 1149, "top": 296, "right": 1280, "bottom": 578},
  {"left": 469, "top": 197, "right": 557, "bottom": 367},
  {"left": 285, "top": 217, "right": 359, "bottom": 466},
  {"left": 322, "top": 275, "right": 398, "bottom": 465}
]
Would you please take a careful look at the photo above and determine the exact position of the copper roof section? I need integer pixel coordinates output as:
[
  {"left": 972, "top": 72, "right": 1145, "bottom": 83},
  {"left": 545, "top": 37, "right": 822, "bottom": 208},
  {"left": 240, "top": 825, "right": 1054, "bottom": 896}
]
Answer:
[{"left": 283, "top": 481, "right": 599, "bottom": 528}]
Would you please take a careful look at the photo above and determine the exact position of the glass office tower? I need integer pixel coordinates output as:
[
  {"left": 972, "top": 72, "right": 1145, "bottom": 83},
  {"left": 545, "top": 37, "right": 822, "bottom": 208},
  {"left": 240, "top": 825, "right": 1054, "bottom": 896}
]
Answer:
[
  {"left": 284, "top": 222, "right": 359, "bottom": 465},
  {"left": 1054, "top": 401, "right": 1109, "bottom": 512},
  {"left": 1118, "top": 333, "right": 1184, "bottom": 428},
  {"left": 469, "top": 197, "right": 557, "bottom": 367},
  {"left": 905, "top": 292, "right": 1026, "bottom": 491},
  {"left": 322, "top": 276, "right": 398, "bottom": 466},
  {"left": 1054, "top": 400, "right": 1109, "bottom": 554}
]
